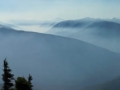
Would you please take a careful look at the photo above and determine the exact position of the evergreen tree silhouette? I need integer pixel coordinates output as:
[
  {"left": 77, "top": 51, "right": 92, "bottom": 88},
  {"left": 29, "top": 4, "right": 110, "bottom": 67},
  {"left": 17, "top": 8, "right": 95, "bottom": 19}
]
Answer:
[
  {"left": 28, "top": 74, "right": 33, "bottom": 90},
  {"left": 15, "top": 77, "right": 30, "bottom": 90},
  {"left": 2, "top": 58, "right": 14, "bottom": 90}
]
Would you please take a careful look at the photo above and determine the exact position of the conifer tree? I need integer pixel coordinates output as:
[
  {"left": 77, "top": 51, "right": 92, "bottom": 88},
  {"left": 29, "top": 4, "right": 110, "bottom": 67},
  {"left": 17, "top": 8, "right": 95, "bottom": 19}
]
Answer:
[
  {"left": 15, "top": 77, "right": 30, "bottom": 90},
  {"left": 2, "top": 58, "right": 14, "bottom": 90},
  {"left": 28, "top": 74, "right": 33, "bottom": 90}
]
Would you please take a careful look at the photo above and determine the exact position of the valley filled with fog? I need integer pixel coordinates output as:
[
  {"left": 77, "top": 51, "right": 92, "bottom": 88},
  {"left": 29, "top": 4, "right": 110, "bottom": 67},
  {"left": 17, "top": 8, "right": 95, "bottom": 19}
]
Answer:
[
  {"left": 47, "top": 18, "right": 120, "bottom": 53},
  {"left": 0, "top": 18, "right": 120, "bottom": 90}
]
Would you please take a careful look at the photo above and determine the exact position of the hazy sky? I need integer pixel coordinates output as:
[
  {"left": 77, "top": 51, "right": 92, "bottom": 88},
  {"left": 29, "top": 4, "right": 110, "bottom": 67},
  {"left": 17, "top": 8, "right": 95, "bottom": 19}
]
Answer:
[{"left": 0, "top": 0, "right": 120, "bottom": 32}]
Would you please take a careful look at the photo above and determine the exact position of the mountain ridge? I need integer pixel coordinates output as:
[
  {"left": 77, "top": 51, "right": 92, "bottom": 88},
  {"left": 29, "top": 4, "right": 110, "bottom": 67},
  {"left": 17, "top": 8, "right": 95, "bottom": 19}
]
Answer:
[
  {"left": 48, "top": 18, "right": 120, "bottom": 53},
  {"left": 0, "top": 26, "right": 120, "bottom": 90}
]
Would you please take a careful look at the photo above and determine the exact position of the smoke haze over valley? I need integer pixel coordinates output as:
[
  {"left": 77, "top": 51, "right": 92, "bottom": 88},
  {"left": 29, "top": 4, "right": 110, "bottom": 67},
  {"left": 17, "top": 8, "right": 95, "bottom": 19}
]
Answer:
[
  {"left": 47, "top": 18, "right": 120, "bottom": 53},
  {"left": 0, "top": 0, "right": 120, "bottom": 90},
  {"left": 0, "top": 23, "right": 119, "bottom": 90}
]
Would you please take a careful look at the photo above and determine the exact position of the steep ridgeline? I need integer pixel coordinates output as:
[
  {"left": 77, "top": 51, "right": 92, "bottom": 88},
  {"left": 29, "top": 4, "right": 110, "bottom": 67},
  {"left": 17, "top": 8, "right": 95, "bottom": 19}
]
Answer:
[
  {"left": 48, "top": 18, "right": 120, "bottom": 53},
  {"left": 0, "top": 26, "right": 120, "bottom": 90}
]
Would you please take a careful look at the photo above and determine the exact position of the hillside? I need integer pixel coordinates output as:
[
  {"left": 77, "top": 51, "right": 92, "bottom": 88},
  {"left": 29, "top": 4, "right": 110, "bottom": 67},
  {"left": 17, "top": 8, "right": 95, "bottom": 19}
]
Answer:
[
  {"left": 48, "top": 18, "right": 120, "bottom": 53},
  {"left": 81, "top": 77, "right": 120, "bottom": 90},
  {"left": 0, "top": 27, "right": 120, "bottom": 90}
]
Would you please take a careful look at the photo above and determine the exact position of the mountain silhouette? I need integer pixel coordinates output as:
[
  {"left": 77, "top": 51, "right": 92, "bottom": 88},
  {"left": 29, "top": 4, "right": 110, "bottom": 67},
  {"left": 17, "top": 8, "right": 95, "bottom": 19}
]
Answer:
[
  {"left": 0, "top": 27, "right": 120, "bottom": 90},
  {"left": 48, "top": 18, "right": 120, "bottom": 53}
]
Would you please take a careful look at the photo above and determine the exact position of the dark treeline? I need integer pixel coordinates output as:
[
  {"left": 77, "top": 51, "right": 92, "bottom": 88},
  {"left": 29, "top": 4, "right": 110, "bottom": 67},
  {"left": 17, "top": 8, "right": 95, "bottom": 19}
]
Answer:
[{"left": 1, "top": 58, "right": 33, "bottom": 90}]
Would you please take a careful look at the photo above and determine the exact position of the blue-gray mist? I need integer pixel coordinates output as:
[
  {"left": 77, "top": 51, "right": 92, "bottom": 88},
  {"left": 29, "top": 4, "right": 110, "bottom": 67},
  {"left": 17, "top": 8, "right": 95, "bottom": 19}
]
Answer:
[
  {"left": 0, "top": 26, "right": 120, "bottom": 90},
  {"left": 47, "top": 18, "right": 120, "bottom": 53}
]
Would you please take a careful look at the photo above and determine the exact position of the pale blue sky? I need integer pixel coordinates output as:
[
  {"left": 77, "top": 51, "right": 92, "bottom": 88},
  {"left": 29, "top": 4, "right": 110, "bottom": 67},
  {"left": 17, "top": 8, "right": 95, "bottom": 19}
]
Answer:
[{"left": 0, "top": 0, "right": 120, "bottom": 32}]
